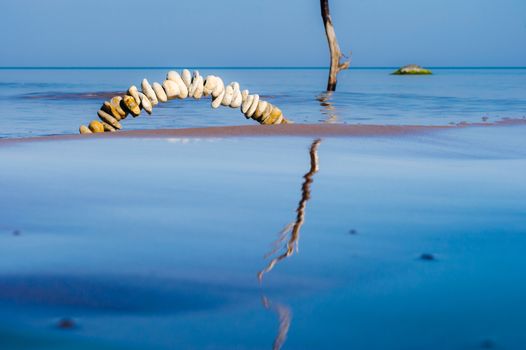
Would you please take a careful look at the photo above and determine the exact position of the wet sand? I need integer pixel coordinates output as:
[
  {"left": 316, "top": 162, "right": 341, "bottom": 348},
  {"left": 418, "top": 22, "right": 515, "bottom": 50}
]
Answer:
[
  {"left": 1, "top": 118, "right": 525, "bottom": 145},
  {"left": 1, "top": 124, "right": 526, "bottom": 349}
]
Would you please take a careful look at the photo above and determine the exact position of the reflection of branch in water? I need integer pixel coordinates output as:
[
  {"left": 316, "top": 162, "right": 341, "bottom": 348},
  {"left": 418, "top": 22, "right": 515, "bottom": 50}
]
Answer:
[
  {"left": 258, "top": 139, "right": 322, "bottom": 282},
  {"left": 317, "top": 92, "right": 338, "bottom": 124},
  {"left": 262, "top": 296, "right": 292, "bottom": 350}
]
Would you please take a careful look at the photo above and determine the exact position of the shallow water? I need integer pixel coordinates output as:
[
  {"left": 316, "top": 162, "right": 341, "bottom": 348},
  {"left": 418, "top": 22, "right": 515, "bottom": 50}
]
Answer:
[
  {"left": 1, "top": 125, "right": 525, "bottom": 349},
  {"left": 0, "top": 68, "right": 525, "bottom": 138}
]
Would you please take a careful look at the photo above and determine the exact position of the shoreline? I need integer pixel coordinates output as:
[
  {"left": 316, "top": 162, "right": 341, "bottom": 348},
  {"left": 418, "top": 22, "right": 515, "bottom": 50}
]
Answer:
[{"left": 1, "top": 118, "right": 525, "bottom": 145}]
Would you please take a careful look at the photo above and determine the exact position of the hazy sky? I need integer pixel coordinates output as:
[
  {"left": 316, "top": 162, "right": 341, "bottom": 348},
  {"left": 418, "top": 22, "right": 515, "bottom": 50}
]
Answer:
[{"left": 1, "top": 0, "right": 525, "bottom": 67}]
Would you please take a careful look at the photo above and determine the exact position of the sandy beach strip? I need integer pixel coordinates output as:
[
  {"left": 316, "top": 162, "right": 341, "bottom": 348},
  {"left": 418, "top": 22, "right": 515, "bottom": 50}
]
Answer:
[{"left": 1, "top": 118, "right": 525, "bottom": 145}]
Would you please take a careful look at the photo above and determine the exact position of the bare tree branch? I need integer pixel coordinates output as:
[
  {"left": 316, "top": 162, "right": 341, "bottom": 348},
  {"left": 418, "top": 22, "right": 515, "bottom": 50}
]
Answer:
[{"left": 320, "top": 0, "right": 350, "bottom": 91}]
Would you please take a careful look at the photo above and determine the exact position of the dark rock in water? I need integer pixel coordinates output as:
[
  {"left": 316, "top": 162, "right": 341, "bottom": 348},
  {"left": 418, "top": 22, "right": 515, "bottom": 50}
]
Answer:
[
  {"left": 348, "top": 229, "right": 358, "bottom": 235},
  {"left": 419, "top": 253, "right": 436, "bottom": 261},
  {"left": 392, "top": 64, "right": 432, "bottom": 75},
  {"left": 56, "top": 317, "right": 76, "bottom": 330}
]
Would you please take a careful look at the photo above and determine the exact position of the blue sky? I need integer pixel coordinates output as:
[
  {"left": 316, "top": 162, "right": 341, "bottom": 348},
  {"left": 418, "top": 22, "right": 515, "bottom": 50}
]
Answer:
[{"left": 1, "top": 0, "right": 525, "bottom": 67}]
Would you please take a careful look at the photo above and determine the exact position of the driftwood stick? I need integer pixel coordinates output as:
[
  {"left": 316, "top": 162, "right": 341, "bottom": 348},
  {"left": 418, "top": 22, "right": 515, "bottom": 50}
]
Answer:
[{"left": 320, "top": 0, "right": 350, "bottom": 91}]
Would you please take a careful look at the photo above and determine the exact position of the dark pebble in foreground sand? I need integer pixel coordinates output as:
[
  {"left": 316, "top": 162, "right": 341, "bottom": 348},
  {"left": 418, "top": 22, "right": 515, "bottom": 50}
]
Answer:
[
  {"left": 56, "top": 318, "right": 76, "bottom": 330},
  {"left": 419, "top": 253, "right": 436, "bottom": 261}
]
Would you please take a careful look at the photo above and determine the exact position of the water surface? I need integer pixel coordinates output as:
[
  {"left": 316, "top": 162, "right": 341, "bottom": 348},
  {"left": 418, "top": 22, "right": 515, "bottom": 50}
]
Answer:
[
  {"left": 1, "top": 125, "right": 525, "bottom": 349},
  {"left": 1, "top": 68, "right": 525, "bottom": 138}
]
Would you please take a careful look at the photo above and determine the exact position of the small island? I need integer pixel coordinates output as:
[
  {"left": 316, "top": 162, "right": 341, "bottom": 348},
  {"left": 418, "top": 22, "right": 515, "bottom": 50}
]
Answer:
[{"left": 392, "top": 64, "right": 433, "bottom": 75}]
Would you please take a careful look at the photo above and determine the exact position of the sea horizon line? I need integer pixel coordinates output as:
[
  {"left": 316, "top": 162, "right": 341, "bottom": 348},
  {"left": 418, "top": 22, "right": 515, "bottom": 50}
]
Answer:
[{"left": 0, "top": 66, "right": 525, "bottom": 70}]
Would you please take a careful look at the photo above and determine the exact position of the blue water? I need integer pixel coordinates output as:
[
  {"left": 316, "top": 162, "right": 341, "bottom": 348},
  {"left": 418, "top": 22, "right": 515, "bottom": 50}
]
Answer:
[
  {"left": 1, "top": 68, "right": 526, "bottom": 349},
  {"left": 1, "top": 125, "right": 526, "bottom": 349},
  {"left": 0, "top": 68, "right": 525, "bottom": 138}
]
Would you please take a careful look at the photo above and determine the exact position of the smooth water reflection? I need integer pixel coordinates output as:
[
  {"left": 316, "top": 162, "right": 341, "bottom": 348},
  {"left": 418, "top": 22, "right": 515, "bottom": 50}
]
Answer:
[
  {"left": 259, "top": 139, "right": 321, "bottom": 282},
  {"left": 1, "top": 126, "right": 526, "bottom": 349},
  {"left": 260, "top": 139, "right": 321, "bottom": 349}
]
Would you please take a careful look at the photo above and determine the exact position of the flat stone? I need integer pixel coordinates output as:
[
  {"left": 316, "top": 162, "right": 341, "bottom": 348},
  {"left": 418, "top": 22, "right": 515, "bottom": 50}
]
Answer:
[
  {"left": 110, "top": 96, "right": 127, "bottom": 118},
  {"left": 97, "top": 109, "right": 122, "bottom": 129},
  {"left": 101, "top": 121, "right": 116, "bottom": 132},
  {"left": 188, "top": 71, "right": 201, "bottom": 97},
  {"left": 162, "top": 80, "right": 180, "bottom": 100},
  {"left": 241, "top": 89, "right": 249, "bottom": 102},
  {"left": 266, "top": 106, "right": 283, "bottom": 125},
  {"left": 241, "top": 95, "right": 254, "bottom": 115},
  {"left": 254, "top": 100, "right": 268, "bottom": 120},
  {"left": 168, "top": 71, "right": 188, "bottom": 98},
  {"left": 230, "top": 91, "right": 243, "bottom": 108},
  {"left": 260, "top": 103, "right": 274, "bottom": 124},
  {"left": 128, "top": 85, "right": 141, "bottom": 105},
  {"left": 246, "top": 94, "right": 259, "bottom": 118},
  {"left": 152, "top": 82, "right": 168, "bottom": 103},
  {"left": 192, "top": 76, "right": 204, "bottom": 99},
  {"left": 167, "top": 71, "right": 180, "bottom": 81},
  {"left": 212, "top": 77, "right": 224, "bottom": 98},
  {"left": 203, "top": 75, "right": 217, "bottom": 96},
  {"left": 229, "top": 83, "right": 242, "bottom": 108},
  {"left": 142, "top": 79, "right": 159, "bottom": 106},
  {"left": 89, "top": 120, "right": 105, "bottom": 133},
  {"left": 122, "top": 95, "right": 141, "bottom": 117},
  {"left": 79, "top": 125, "right": 92, "bottom": 134},
  {"left": 182, "top": 69, "right": 192, "bottom": 88},
  {"left": 139, "top": 92, "right": 153, "bottom": 114},
  {"left": 102, "top": 101, "right": 123, "bottom": 120},
  {"left": 211, "top": 90, "right": 225, "bottom": 109},
  {"left": 221, "top": 85, "right": 234, "bottom": 106}
]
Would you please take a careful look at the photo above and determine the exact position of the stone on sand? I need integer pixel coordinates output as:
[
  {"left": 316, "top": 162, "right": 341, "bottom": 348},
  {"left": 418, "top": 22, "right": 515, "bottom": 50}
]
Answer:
[
  {"left": 79, "top": 125, "right": 92, "bottom": 134},
  {"left": 89, "top": 120, "right": 105, "bottom": 133}
]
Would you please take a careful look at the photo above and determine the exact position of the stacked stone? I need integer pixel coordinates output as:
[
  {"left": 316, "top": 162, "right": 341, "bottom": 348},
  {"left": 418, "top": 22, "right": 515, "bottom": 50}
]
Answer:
[{"left": 79, "top": 69, "right": 288, "bottom": 134}]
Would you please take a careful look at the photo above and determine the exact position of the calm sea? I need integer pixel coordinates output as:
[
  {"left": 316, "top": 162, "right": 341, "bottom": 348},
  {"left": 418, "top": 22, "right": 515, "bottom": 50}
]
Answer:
[
  {"left": 0, "top": 68, "right": 525, "bottom": 138},
  {"left": 1, "top": 68, "right": 526, "bottom": 349}
]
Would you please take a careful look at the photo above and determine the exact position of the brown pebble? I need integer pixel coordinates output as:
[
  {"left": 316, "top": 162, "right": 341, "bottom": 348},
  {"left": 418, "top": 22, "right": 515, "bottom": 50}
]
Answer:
[
  {"left": 88, "top": 120, "right": 105, "bottom": 133},
  {"left": 102, "top": 101, "right": 123, "bottom": 121},
  {"left": 121, "top": 95, "right": 141, "bottom": 117},
  {"left": 110, "top": 96, "right": 127, "bottom": 118}
]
